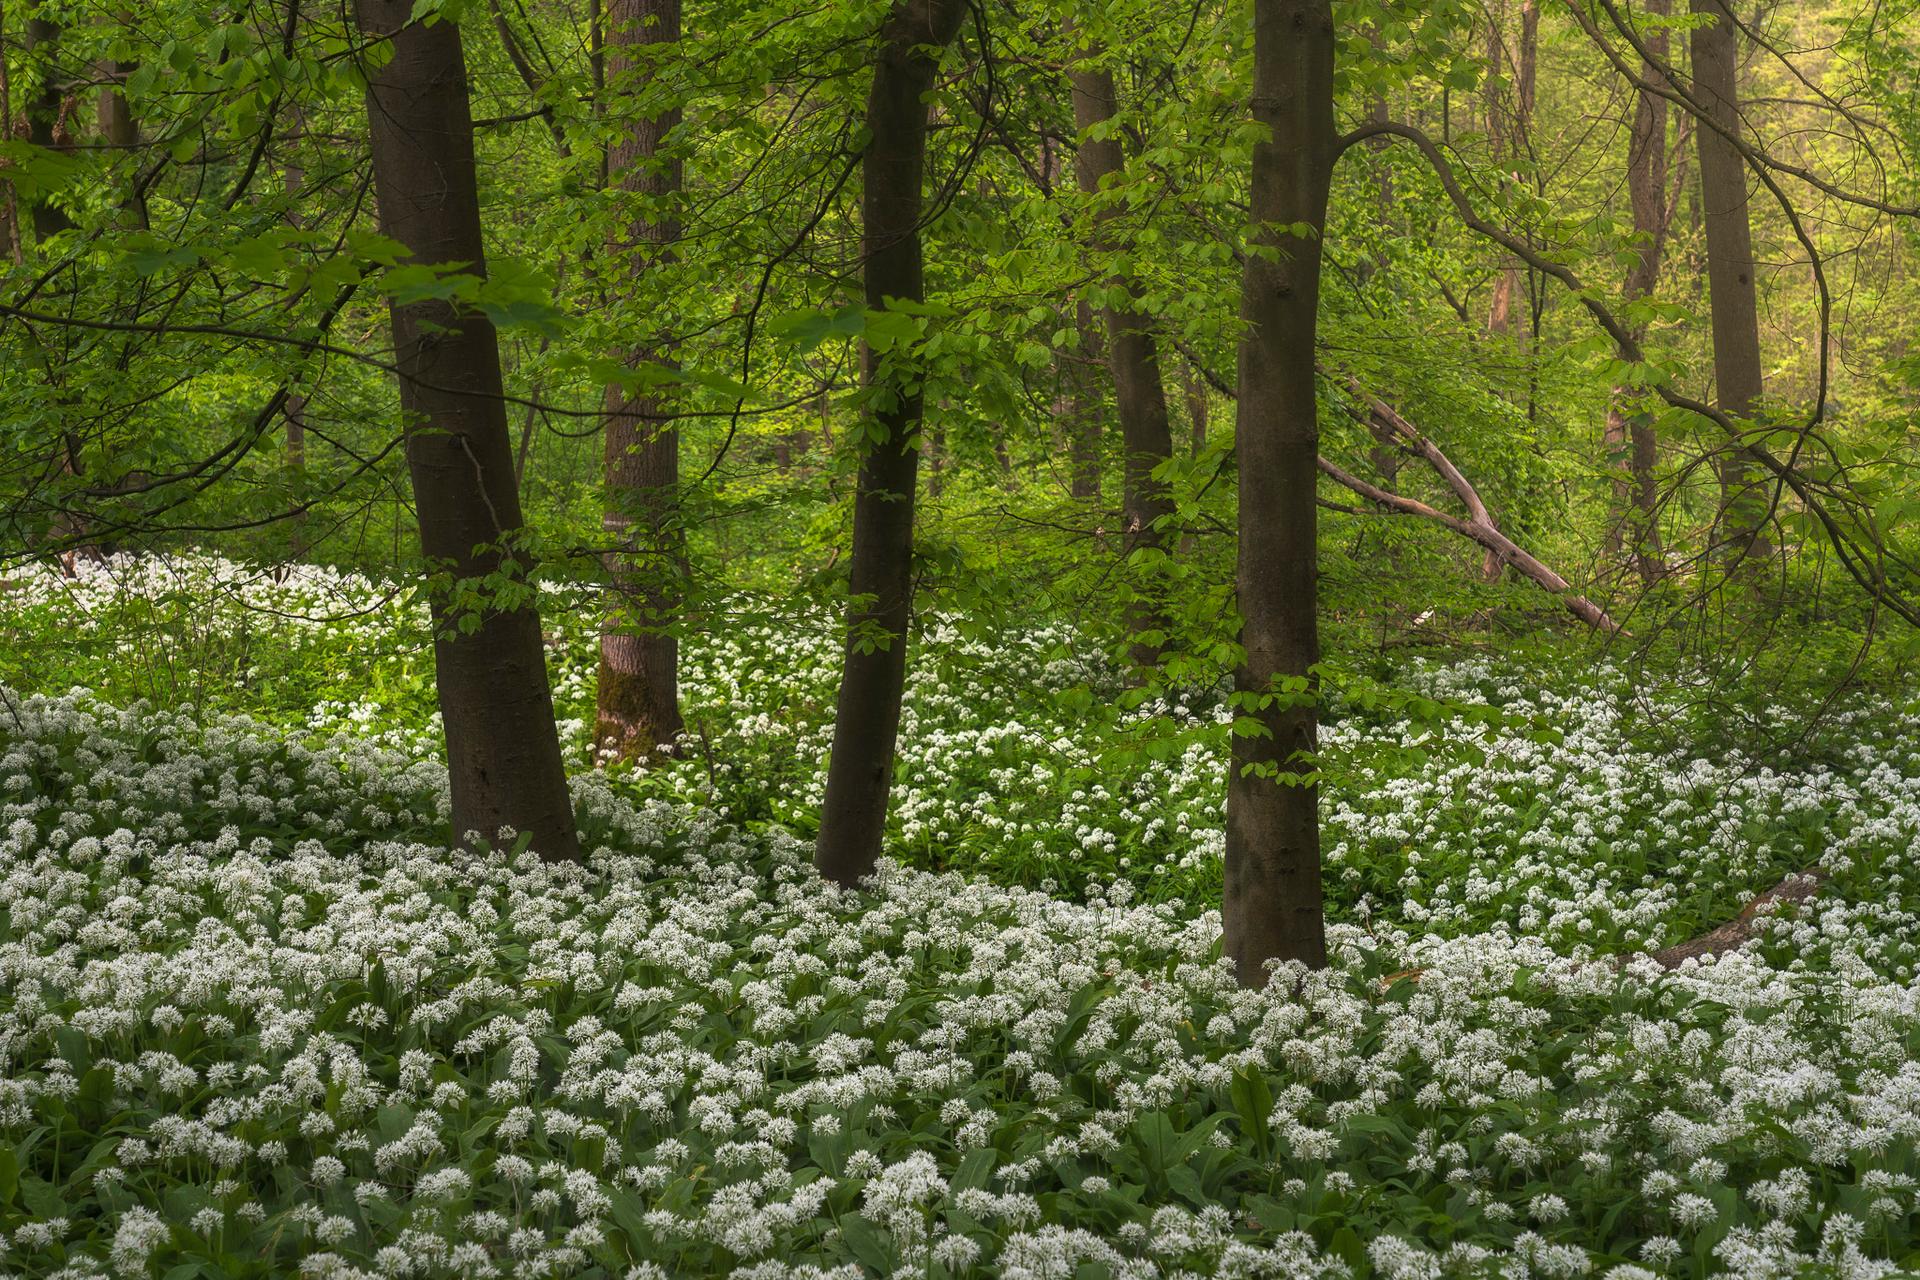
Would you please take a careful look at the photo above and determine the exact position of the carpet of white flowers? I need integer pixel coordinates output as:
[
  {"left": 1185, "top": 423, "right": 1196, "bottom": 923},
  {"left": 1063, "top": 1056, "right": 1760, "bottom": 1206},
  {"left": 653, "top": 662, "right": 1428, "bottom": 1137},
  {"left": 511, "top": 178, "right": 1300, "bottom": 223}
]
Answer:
[{"left": 3, "top": 555, "right": 1920, "bottom": 1278}]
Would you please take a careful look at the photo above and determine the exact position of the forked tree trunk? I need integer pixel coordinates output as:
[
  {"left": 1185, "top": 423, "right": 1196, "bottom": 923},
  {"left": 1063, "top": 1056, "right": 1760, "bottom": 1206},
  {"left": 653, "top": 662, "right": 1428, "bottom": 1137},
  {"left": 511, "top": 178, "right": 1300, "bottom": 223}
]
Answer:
[
  {"left": 1070, "top": 54, "right": 1177, "bottom": 668},
  {"left": 596, "top": 0, "right": 685, "bottom": 761},
  {"left": 1603, "top": 0, "right": 1670, "bottom": 578},
  {"left": 1690, "top": 0, "right": 1769, "bottom": 561},
  {"left": 1224, "top": 0, "right": 1335, "bottom": 983},
  {"left": 814, "top": 0, "right": 969, "bottom": 889},
  {"left": 353, "top": 0, "right": 579, "bottom": 860}
]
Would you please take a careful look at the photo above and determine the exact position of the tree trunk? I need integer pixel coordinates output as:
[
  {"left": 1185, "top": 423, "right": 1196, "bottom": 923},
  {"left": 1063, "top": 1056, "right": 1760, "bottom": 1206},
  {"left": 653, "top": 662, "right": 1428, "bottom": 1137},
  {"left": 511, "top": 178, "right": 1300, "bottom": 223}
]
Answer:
[
  {"left": 1184, "top": 361, "right": 1207, "bottom": 456},
  {"left": 1603, "top": 0, "right": 1670, "bottom": 579},
  {"left": 0, "top": 0, "right": 18, "bottom": 264},
  {"left": 353, "top": 0, "right": 579, "bottom": 860},
  {"left": 814, "top": 0, "right": 969, "bottom": 889},
  {"left": 1484, "top": 0, "right": 1535, "bottom": 336},
  {"left": 1070, "top": 54, "right": 1177, "bottom": 668},
  {"left": 1690, "top": 0, "right": 1769, "bottom": 561},
  {"left": 1224, "top": 0, "right": 1335, "bottom": 984},
  {"left": 97, "top": 46, "right": 136, "bottom": 149},
  {"left": 1066, "top": 297, "right": 1103, "bottom": 499},
  {"left": 596, "top": 0, "right": 685, "bottom": 762},
  {"left": 24, "top": 16, "right": 73, "bottom": 241},
  {"left": 283, "top": 119, "right": 309, "bottom": 561}
]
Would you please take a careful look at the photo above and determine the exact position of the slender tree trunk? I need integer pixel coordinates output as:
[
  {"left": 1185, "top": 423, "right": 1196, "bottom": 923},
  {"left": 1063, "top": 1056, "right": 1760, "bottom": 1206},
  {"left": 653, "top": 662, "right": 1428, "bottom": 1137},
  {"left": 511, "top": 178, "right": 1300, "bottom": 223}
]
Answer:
[
  {"left": 1184, "top": 362, "right": 1207, "bottom": 456},
  {"left": 1485, "top": 0, "right": 1537, "bottom": 337},
  {"left": 1224, "top": 0, "right": 1335, "bottom": 984},
  {"left": 1065, "top": 298, "right": 1103, "bottom": 500},
  {"left": 1604, "top": 0, "right": 1670, "bottom": 579},
  {"left": 1070, "top": 53, "right": 1177, "bottom": 668},
  {"left": 24, "top": 15, "right": 72, "bottom": 241},
  {"left": 281, "top": 114, "right": 310, "bottom": 560},
  {"left": 596, "top": 0, "right": 685, "bottom": 761},
  {"left": 1690, "top": 0, "right": 1768, "bottom": 561},
  {"left": 353, "top": 0, "right": 579, "bottom": 860},
  {"left": 814, "top": 0, "right": 969, "bottom": 889},
  {"left": 0, "top": 0, "right": 19, "bottom": 264},
  {"left": 96, "top": 36, "right": 135, "bottom": 150}
]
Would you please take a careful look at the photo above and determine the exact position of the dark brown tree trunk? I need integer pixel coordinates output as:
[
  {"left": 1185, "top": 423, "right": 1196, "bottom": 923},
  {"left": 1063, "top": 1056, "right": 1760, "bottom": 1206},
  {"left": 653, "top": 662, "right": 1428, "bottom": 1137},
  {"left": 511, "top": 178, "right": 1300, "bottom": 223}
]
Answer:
[
  {"left": 1224, "top": 0, "right": 1335, "bottom": 984},
  {"left": 1690, "top": 0, "right": 1769, "bottom": 561},
  {"left": 24, "top": 16, "right": 73, "bottom": 241},
  {"left": 1070, "top": 55, "right": 1177, "bottom": 668},
  {"left": 353, "top": 0, "right": 579, "bottom": 860},
  {"left": 1604, "top": 0, "right": 1670, "bottom": 579},
  {"left": 596, "top": 0, "right": 685, "bottom": 761},
  {"left": 814, "top": 0, "right": 969, "bottom": 889}
]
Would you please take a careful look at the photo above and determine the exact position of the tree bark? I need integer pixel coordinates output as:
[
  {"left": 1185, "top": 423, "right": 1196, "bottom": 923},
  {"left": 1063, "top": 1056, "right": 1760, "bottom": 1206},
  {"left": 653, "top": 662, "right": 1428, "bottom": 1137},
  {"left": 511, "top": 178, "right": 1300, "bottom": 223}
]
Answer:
[
  {"left": 1603, "top": 0, "right": 1670, "bottom": 579},
  {"left": 1224, "top": 0, "right": 1335, "bottom": 984},
  {"left": 1485, "top": 0, "right": 1536, "bottom": 336},
  {"left": 1070, "top": 53, "right": 1177, "bottom": 668},
  {"left": 596, "top": 0, "right": 685, "bottom": 762},
  {"left": 1690, "top": 0, "right": 1769, "bottom": 561},
  {"left": 814, "top": 0, "right": 969, "bottom": 889},
  {"left": 23, "top": 15, "right": 73, "bottom": 241},
  {"left": 353, "top": 0, "right": 579, "bottom": 860},
  {"left": 0, "top": 0, "right": 18, "bottom": 264},
  {"left": 96, "top": 22, "right": 136, "bottom": 152},
  {"left": 1065, "top": 297, "right": 1103, "bottom": 499}
]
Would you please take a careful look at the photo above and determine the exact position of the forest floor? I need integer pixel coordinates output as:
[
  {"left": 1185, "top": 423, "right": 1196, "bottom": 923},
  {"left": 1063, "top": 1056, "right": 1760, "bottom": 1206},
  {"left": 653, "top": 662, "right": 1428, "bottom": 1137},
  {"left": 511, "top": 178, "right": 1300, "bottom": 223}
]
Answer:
[{"left": 1, "top": 553, "right": 1917, "bottom": 1278}]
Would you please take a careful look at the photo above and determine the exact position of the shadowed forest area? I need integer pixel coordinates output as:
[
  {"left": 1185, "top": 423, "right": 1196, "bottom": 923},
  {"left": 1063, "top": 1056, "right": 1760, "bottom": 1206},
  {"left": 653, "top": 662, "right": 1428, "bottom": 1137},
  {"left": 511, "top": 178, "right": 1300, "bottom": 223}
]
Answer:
[{"left": 3, "top": 0, "right": 1920, "bottom": 1275}]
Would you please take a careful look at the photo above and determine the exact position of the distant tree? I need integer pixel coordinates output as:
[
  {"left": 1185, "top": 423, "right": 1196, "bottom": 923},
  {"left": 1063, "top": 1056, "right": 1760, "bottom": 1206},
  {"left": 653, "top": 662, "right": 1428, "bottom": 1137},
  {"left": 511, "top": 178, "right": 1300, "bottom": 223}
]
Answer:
[
  {"left": 1069, "top": 42, "right": 1177, "bottom": 668},
  {"left": 1603, "top": 0, "right": 1674, "bottom": 580},
  {"left": 596, "top": 0, "right": 687, "bottom": 762},
  {"left": 352, "top": 0, "right": 579, "bottom": 860},
  {"left": 1485, "top": 0, "right": 1539, "bottom": 337}
]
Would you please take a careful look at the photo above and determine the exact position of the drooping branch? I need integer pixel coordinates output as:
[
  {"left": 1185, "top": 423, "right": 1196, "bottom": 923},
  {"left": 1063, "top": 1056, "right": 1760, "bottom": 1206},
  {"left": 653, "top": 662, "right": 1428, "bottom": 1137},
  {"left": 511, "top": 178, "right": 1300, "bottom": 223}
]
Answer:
[
  {"left": 1172, "top": 333, "right": 1621, "bottom": 630},
  {"left": 1332, "top": 119, "right": 1920, "bottom": 631},
  {"left": 1323, "top": 385, "right": 1621, "bottom": 633}
]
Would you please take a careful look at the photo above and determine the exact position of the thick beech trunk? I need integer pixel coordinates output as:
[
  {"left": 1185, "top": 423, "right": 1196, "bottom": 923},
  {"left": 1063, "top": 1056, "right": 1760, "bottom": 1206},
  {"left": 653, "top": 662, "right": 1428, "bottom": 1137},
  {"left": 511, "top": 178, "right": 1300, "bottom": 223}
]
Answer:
[
  {"left": 1224, "top": 0, "right": 1335, "bottom": 983},
  {"left": 814, "top": 0, "right": 969, "bottom": 889},
  {"left": 1070, "top": 57, "right": 1176, "bottom": 668},
  {"left": 1690, "top": 0, "right": 1769, "bottom": 560},
  {"left": 596, "top": 0, "right": 685, "bottom": 761},
  {"left": 1604, "top": 0, "right": 1670, "bottom": 578},
  {"left": 353, "top": 0, "right": 578, "bottom": 860}
]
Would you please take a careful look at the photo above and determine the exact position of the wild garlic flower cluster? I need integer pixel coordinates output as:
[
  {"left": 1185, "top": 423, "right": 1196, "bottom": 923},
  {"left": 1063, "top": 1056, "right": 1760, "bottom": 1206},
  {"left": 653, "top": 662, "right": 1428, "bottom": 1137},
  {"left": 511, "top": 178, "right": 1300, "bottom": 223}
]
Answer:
[{"left": 2, "top": 686, "right": 1918, "bottom": 1278}]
